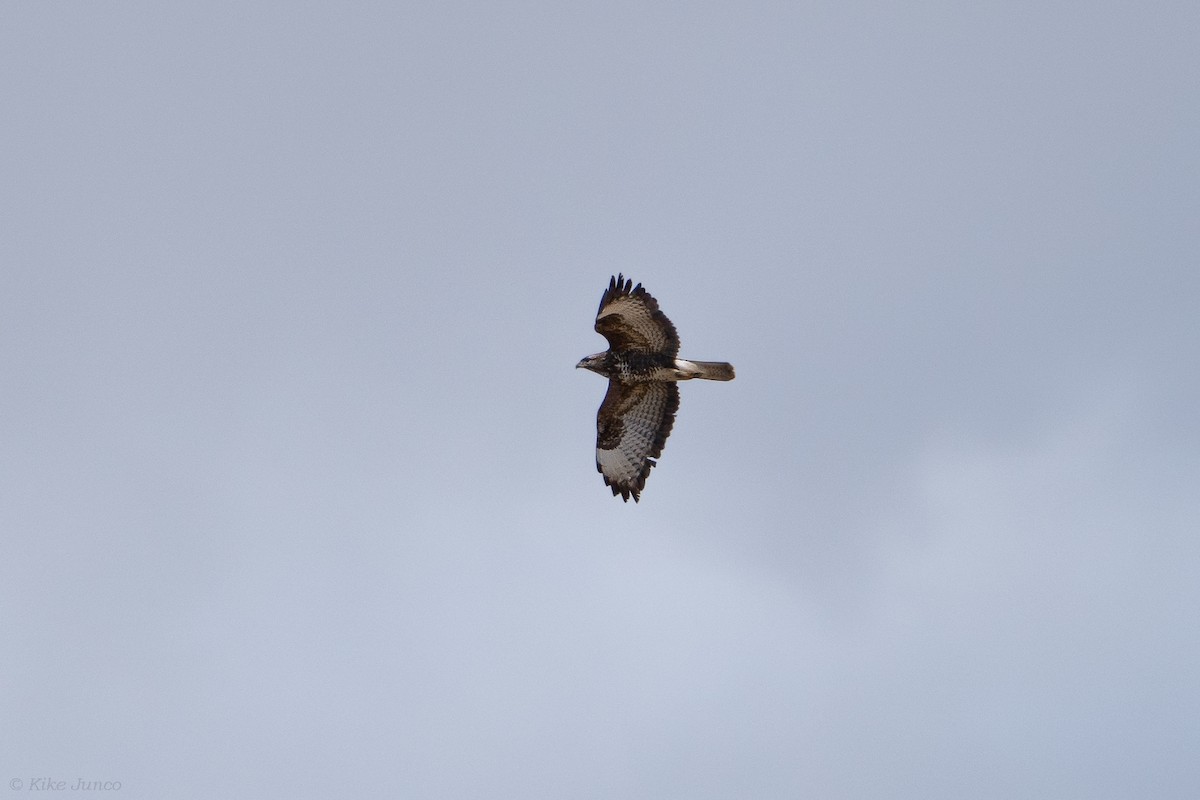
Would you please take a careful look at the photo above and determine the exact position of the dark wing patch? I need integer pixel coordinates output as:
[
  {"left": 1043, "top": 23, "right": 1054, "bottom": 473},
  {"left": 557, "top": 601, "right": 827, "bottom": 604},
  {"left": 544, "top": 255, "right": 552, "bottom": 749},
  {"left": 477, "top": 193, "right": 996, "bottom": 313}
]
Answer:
[
  {"left": 594, "top": 274, "right": 680, "bottom": 356},
  {"left": 594, "top": 380, "right": 679, "bottom": 502}
]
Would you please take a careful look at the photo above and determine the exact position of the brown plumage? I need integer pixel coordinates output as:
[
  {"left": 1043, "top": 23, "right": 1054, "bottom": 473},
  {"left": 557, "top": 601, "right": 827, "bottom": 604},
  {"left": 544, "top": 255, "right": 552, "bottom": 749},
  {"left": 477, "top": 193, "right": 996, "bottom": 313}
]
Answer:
[{"left": 577, "top": 275, "right": 734, "bottom": 502}]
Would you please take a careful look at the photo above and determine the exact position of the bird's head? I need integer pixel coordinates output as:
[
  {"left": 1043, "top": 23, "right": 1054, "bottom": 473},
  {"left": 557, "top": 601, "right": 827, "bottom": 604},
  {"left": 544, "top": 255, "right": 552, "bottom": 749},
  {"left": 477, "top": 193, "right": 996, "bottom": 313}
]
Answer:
[{"left": 576, "top": 352, "right": 609, "bottom": 375}]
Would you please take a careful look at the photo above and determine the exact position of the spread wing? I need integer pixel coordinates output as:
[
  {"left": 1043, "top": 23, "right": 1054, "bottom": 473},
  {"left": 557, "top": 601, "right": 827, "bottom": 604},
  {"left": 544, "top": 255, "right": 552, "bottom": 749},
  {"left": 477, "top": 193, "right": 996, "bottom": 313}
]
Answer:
[
  {"left": 594, "top": 274, "right": 680, "bottom": 356},
  {"left": 594, "top": 380, "right": 679, "bottom": 502}
]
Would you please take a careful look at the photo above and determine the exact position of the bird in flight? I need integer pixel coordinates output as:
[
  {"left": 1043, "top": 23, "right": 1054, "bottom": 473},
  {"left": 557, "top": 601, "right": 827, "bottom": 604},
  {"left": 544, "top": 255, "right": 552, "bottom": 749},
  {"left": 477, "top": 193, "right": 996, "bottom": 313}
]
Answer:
[{"left": 577, "top": 275, "right": 734, "bottom": 502}]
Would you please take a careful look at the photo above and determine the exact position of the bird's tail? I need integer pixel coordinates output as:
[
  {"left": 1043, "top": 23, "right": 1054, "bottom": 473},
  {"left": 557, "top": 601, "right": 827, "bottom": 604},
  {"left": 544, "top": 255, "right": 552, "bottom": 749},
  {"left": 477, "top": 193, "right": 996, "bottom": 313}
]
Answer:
[{"left": 675, "top": 359, "right": 735, "bottom": 381}]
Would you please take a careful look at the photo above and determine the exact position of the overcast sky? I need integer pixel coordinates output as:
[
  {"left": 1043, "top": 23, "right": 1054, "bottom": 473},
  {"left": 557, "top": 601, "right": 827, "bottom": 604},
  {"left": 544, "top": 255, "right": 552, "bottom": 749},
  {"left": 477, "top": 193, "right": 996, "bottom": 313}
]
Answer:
[{"left": 3, "top": 3, "right": 1198, "bottom": 798}]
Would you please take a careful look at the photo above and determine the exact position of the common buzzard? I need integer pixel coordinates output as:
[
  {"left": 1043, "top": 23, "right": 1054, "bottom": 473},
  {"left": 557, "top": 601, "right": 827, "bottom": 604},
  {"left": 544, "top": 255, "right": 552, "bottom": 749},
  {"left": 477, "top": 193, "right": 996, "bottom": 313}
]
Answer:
[{"left": 577, "top": 275, "right": 734, "bottom": 502}]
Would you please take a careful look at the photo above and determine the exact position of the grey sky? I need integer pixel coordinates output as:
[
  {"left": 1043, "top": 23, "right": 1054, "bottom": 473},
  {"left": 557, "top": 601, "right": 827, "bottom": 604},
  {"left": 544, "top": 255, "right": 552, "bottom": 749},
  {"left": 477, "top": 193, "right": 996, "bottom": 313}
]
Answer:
[{"left": 3, "top": 2, "right": 1198, "bottom": 798}]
